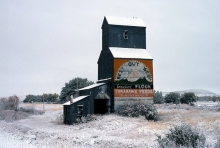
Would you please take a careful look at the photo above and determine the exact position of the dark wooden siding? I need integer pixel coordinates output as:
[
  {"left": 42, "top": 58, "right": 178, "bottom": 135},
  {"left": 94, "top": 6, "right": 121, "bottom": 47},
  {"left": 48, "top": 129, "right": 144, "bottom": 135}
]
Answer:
[
  {"left": 101, "top": 18, "right": 146, "bottom": 49},
  {"left": 108, "top": 26, "right": 146, "bottom": 49},
  {"left": 98, "top": 48, "right": 114, "bottom": 80}
]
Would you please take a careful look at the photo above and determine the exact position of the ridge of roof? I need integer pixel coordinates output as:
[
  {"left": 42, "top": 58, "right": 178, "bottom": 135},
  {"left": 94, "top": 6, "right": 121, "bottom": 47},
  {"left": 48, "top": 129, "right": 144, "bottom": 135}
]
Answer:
[{"left": 105, "top": 16, "right": 146, "bottom": 27}]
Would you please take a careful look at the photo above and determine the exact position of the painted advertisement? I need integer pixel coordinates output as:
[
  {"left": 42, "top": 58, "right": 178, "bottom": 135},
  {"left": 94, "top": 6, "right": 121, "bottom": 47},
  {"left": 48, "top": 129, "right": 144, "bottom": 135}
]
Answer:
[{"left": 114, "top": 59, "right": 153, "bottom": 98}]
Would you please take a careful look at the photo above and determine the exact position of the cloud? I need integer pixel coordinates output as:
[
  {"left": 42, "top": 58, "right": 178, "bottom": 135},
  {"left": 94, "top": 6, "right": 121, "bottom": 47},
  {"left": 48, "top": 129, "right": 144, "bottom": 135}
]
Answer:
[{"left": 0, "top": 0, "right": 220, "bottom": 96}]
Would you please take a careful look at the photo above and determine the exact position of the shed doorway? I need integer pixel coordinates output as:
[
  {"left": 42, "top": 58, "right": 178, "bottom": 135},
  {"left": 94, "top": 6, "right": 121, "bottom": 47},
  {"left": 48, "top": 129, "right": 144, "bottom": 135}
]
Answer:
[{"left": 94, "top": 92, "right": 110, "bottom": 114}]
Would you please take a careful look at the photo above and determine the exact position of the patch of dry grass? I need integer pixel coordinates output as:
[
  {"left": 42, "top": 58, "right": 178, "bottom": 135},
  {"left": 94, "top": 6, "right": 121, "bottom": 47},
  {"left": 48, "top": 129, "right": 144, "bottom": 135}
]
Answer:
[
  {"left": 20, "top": 103, "right": 62, "bottom": 111},
  {"left": 147, "top": 121, "right": 169, "bottom": 130},
  {"left": 158, "top": 108, "right": 220, "bottom": 129}
]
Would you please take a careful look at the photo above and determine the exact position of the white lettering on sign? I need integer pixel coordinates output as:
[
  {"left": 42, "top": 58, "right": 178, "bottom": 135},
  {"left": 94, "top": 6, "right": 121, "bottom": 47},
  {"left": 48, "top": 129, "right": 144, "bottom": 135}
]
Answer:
[{"left": 115, "top": 89, "right": 138, "bottom": 94}]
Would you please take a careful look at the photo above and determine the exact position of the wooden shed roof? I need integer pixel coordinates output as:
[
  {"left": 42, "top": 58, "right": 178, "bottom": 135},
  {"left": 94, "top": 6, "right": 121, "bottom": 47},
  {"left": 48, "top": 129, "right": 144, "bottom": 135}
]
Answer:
[
  {"left": 63, "top": 95, "right": 89, "bottom": 105},
  {"left": 77, "top": 83, "right": 106, "bottom": 91}
]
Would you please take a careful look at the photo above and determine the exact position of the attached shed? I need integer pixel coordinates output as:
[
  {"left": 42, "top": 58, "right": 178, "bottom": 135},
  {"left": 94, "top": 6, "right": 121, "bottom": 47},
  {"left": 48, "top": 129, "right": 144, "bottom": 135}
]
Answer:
[
  {"left": 78, "top": 82, "right": 112, "bottom": 113},
  {"left": 63, "top": 95, "right": 90, "bottom": 125},
  {"left": 63, "top": 81, "right": 112, "bottom": 124}
]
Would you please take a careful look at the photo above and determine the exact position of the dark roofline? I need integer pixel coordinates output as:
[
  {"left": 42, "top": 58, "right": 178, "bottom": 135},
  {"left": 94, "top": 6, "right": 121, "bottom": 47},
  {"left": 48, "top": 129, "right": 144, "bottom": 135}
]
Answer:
[{"left": 97, "top": 78, "right": 112, "bottom": 83}]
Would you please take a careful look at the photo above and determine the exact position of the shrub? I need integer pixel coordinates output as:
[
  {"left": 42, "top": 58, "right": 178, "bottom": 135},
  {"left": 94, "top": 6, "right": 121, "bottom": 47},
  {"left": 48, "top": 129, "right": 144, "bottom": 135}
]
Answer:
[
  {"left": 84, "top": 114, "right": 97, "bottom": 122},
  {"left": 212, "top": 96, "right": 217, "bottom": 102},
  {"left": 156, "top": 123, "right": 206, "bottom": 148},
  {"left": 19, "top": 107, "right": 44, "bottom": 115},
  {"left": 144, "top": 103, "right": 159, "bottom": 121},
  {"left": 0, "top": 98, "right": 7, "bottom": 110},
  {"left": 117, "top": 102, "right": 158, "bottom": 121},
  {"left": 54, "top": 113, "right": 64, "bottom": 125},
  {"left": 164, "top": 92, "right": 180, "bottom": 104},
  {"left": 8, "top": 95, "right": 19, "bottom": 110},
  {"left": 0, "top": 95, "right": 19, "bottom": 110},
  {"left": 0, "top": 110, "right": 29, "bottom": 122},
  {"left": 153, "top": 90, "right": 164, "bottom": 104},
  {"left": 75, "top": 114, "right": 97, "bottom": 124},
  {"left": 180, "top": 92, "right": 197, "bottom": 105}
]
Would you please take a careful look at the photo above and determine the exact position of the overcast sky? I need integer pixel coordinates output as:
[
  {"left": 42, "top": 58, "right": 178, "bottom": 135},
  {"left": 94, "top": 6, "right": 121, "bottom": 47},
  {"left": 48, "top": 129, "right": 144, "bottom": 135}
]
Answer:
[{"left": 1, "top": 0, "right": 220, "bottom": 97}]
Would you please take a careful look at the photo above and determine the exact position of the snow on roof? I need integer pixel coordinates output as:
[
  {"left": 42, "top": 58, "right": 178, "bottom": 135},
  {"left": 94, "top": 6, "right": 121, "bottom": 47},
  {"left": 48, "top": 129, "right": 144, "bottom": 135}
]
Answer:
[
  {"left": 77, "top": 83, "right": 106, "bottom": 91},
  {"left": 63, "top": 95, "right": 89, "bottom": 105},
  {"left": 97, "top": 78, "right": 111, "bottom": 83},
  {"left": 105, "top": 16, "right": 146, "bottom": 27},
  {"left": 109, "top": 47, "right": 153, "bottom": 59}
]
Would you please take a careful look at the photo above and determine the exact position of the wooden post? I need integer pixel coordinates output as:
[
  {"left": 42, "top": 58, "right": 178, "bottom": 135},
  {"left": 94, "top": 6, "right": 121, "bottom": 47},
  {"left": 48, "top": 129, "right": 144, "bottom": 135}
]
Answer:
[
  {"left": 77, "top": 77, "right": 79, "bottom": 97},
  {"left": 42, "top": 94, "right": 45, "bottom": 111}
]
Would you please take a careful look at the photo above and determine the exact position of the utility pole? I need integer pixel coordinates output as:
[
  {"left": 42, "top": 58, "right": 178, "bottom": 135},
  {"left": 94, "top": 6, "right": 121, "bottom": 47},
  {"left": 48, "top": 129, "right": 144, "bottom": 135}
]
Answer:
[
  {"left": 77, "top": 77, "right": 79, "bottom": 96},
  {"left": 77, "top": 77, "right": 78, "bottom": 89},
  {"left": 42, "top": 94, "right": 45, "bottom": 111}
]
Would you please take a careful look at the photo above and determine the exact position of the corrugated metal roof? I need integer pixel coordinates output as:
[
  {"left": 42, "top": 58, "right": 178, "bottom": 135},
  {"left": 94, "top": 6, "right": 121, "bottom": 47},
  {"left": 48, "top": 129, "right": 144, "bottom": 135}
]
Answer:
[
  {"left": 105, "top": 16, "right": 146, "bottom": 27},
  {"left": 63, "top": 95, "right": 89, "bottom": 105},
  {"left": 109, "top": 47, "right": 153, "bottom": 59},
  {"left": 77, "top": 83, "right": 106, "bottom": 91}
]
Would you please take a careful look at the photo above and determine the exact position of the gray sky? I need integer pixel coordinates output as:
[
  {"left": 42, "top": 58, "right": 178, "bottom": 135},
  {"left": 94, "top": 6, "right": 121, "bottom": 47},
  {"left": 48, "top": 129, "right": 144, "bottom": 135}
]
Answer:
[{"left": 1, "top": 0, "right": 220, "bottom": 97}]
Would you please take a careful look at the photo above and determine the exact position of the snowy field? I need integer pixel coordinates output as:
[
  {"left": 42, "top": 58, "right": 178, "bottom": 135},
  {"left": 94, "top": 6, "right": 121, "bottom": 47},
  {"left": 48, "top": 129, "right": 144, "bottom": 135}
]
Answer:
[
  {"left": 0, "top": 127, "right": 36, "bottom": 148},
  {"left": 0, "top": 103, "right": 220, "bottom": 147}
]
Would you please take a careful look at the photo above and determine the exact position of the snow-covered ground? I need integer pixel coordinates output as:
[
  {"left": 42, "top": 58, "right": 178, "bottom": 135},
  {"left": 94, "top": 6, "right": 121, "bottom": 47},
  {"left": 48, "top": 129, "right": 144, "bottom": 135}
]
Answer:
[
  {"left": 0, "top": 126, "right": 36, "bottom": 148},
  {"left": 0, "top": 103, "right": 220, "bottom": 148},
  {"left": 195, "top": 101, "right": 220, "bottom": 107}
]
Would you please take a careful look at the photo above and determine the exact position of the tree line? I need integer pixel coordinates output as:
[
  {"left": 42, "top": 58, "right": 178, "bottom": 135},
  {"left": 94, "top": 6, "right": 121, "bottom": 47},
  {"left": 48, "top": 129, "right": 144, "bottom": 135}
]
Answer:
[
  {"left": 153, "top": 91, "right": 198, "bottom": 105},
  {"left": 59, "top": 77, "right": 94, "bottom": 103},
  {"left": 153, "top": 90, "right": 220, "bottom": 104},
  {"left": 23, "top": 93, "right": 59, "bottom": 103},
  {"left": 23, "top": 77, "right": 94, "bottom": 103}
]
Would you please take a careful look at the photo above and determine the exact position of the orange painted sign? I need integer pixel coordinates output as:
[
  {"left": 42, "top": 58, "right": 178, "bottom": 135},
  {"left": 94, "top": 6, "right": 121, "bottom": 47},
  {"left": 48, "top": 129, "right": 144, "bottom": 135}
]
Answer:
[
  {"left": 114, "top": 89, "right": 153, "bottom": 97},
  {"left": 114, "top": 59, "right": 153, "bottom": 98}
]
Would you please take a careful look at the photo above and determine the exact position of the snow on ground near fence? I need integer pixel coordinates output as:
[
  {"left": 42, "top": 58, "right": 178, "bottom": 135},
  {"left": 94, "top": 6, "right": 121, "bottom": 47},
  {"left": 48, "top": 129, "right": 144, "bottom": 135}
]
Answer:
[{"left": 195, "top": 101, "right": 220, "bottom": 107}]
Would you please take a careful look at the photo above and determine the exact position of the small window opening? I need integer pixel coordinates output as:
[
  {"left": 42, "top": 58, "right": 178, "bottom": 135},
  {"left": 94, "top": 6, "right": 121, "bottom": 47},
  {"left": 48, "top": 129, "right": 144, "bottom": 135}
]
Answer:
[
  {"left": 123, "top": 30, "right": 128, "bottom": 39},
  {"left": 77, "top": 105, "right": 83, "bottom": 117}
]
